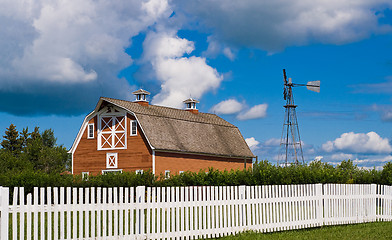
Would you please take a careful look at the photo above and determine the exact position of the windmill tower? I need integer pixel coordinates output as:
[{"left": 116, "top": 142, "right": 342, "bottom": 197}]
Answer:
[{"left": 279, "top": 69, "right": 320, "bottom": 166}]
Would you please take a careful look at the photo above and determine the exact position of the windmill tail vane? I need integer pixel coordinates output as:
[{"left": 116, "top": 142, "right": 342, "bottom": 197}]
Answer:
[{"left": 279, "top": 69, "right": 320, "bottom": 166}]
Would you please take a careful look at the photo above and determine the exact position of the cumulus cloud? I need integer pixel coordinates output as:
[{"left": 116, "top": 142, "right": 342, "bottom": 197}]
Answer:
[
  {"left": 245, "top": 137, "right": 260, "bottom": 151},
  {"left": 0, "top": 0, "right": 170, "bottom": 115},
  {"left": 174, "top": 0, "right": 392, "bottom": 52},
  {"left": 210, "top": 99, "right": 243, "bottom": 115},
  {"left": 142, "top": 31, "right": 223, "bottom": 108},
  {"left": 237, "top": 104, "right": 268, "bottom": 120},
  {"left": 322, "top": 132, "right": 392, "bottom": 154}
]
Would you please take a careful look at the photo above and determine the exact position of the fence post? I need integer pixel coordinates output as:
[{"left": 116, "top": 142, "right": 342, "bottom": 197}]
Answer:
[
  {"left": 315, "top": 184, "right": 323, "bottom": 227},
  {"left": 0, "top": 187, "right": 9, "bottom": 240},
  {"left": 136, "top": 186, "right": 146, "bottom": 238}
]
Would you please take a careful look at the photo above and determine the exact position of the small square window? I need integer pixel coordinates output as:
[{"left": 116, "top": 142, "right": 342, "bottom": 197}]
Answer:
[
  {"left": 135, "top": 169, "right": 143, "bottom": 175},
  {"left": 130, "top": 120, "right": 137, "bottom": 136},
  {"left": 82, "top": 172, "right": 89, "bottom": 180},
  {"left": 106, "top": 153, "right": 118, "bottom": 168},
  {"left": 165, "top": 170, "right": 170, "bottom": 179},
  {"left": 179, "top": 171, "right": 184, "bottom": 174},
  {"left": 87, "top": 123, "right": 94, "bottom": 139}
]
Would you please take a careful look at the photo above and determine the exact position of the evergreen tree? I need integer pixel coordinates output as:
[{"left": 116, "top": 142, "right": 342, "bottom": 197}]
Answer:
[
  {"left": 19, "top": 127, "right": 30, "bottom": 150},
  {"left": 42, "top": 129, "right": 56, "bottom": 148},
  {"left": 1, "top": 124, "right": 22, "bottom": 154}
]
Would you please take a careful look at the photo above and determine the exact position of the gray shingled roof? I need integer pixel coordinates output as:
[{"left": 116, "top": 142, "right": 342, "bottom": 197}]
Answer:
[{"left": 100, "top": 97, "right": 255, "bottom": 158}]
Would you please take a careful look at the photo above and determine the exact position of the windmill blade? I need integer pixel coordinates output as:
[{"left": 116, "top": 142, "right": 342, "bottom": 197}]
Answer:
[
  {"left": 283, "top": 69, "right": 288, "bottom": 85},
  {"left": 306, "top": 80, "right": 320, "bottom": 93}
]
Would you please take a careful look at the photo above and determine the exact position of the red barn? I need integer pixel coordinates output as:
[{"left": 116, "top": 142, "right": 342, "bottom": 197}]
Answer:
[{"left": 69, "top": 90, "right": 254, "bottom": 176}]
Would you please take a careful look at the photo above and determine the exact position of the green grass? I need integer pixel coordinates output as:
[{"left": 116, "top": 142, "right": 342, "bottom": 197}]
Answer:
[{"left": 212, "top": 221, "right": 392, "bottom": 240}]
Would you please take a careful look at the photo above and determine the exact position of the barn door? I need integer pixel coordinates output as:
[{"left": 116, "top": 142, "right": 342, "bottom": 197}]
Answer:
[{"left": 99, "top": 115, "right": 126, "bottom": 150}]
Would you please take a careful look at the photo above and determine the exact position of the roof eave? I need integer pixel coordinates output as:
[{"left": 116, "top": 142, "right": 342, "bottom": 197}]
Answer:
[{"left": 154, "top": 148, "right": 255, "bottom": 159}]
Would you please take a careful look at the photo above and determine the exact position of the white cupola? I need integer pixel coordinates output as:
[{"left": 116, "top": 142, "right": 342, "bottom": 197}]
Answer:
[
  {"left": 132, "top": 89, "right": 150, "bottom": 106},
  {"left": 183, "top": 98, "right": 199, "bottom": 114}
]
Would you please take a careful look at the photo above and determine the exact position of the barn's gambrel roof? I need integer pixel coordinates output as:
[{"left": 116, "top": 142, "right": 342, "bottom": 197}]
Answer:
[{"left": 70, "top": 97, "right": 254, "bottom": 159}]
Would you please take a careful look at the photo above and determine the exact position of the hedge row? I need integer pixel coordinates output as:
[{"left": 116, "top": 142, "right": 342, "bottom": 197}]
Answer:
[{"left": 0, "top": 160, "right": 391, "bottom": 194}]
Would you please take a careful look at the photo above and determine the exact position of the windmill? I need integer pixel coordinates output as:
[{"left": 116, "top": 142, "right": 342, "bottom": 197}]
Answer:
[{"left": 279, "top": 69, "right": 320, "bottom": 166}]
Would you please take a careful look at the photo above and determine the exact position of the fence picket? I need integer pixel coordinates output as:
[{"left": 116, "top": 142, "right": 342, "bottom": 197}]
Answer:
[
  {"left": 39, "top": 188, "right": 44, "bottom": 240},
  {"left": 12, "top": 187, "right": 17, "bottom": 240},
  {"left": 1, "top": 184, "right": 392, "bottom": 240},
  {"left": 126, "top": 187, "right": 129, "bottom": 237},
  {"left": 72, "top": 188, "right": 77, "bottom": 239},
  {"left": 114, "top": 187, "right": 118, "bottom": 237},
  {"left": 59, "top": 187, "right": 65, "bottom": 239},
  {"left": 91, "top": 187, "right": 96, "bottom": 239}
]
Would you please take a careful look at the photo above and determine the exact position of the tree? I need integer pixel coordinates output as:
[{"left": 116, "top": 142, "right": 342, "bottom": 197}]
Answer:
[
  {"left": 1, "top": 124, "right": 22, "bottom": 155},
  {"left": 381, "top": 162, "right": 392, "bottom": 185},
  {"left": 1, "top": 124, "right": 71, "bottom": 174},
  {"left": 42, "top": 129, "right": 56, "bottom": 148},
  {"left": 19, "top": 127, "right": 30, "bottom": 150}
]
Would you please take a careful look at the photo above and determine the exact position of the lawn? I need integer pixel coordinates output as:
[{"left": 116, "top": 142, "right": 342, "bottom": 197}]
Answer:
[{"left": 212, "top": 221, "right": 392, "bottom": 240}]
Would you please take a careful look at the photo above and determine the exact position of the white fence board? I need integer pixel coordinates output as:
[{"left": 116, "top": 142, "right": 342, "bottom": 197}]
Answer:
[{"left": 0, "top": 184, "right": 391, "bottom": 239}]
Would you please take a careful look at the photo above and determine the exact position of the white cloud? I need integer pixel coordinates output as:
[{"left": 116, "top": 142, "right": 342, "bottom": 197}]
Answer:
[
  {"left": 353, "top": 155, "right": 392, "bottom": 164},
  {"left": 174, "top": 0, "right": 392, "bottom": 51},
  {"left": 0, "top": 0, "right": 173, "bottom": 115},
  {"left": 237, "top": 104, "right": 268, "bottom": 120},
  {"left": 245, "top": 137, "right": 260, "bottom": 151},
  {"left": 143, "top": 31, "right": 223, "bottom": 108},
  {"left": 314, "top": 156, "right": 324, "bottom": 161},
  {"left": 370, "top": 104, "right": 392, "bottom": 122},
  {"left": 210, "top": 99, "right": 243, "bottom": 115},
  {"left": 322, "top": 132, "right": 392, "bottom": 154},
  {"left": 331, "top": 153, "right": 354, "bottom": 161},
  {"left": 264, "top": 138, "right": 281, "bottom": 147},
  {"left": 223, "top": 47, "right": 235, "bottom": 61},
  {"left": 202, "top": 36, "right": 236, "bottom": 60},
  {"left": 360, "top": 166, "right": 383, "bottom": 171},
  {"left": 0, "top": 0, "right": 170, "bottom": 86}
]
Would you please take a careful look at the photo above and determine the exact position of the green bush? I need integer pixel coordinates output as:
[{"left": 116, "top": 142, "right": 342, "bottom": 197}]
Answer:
[{"left": 0, "top": 160, "right": 390, "bottom": 195}]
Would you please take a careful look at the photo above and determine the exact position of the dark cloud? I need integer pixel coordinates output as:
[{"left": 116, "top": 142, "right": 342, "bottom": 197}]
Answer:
[
  {"left": 173, "top": 0, "right": 392, "bottom": 52},
  {"left": 0, "top": 77, "right": 133, "bottom": 116}
]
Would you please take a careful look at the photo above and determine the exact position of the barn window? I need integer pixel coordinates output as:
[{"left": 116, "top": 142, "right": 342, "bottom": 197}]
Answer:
[
  {"left": 98, "top": 113, "right": 126, "bottom": 150},
  {"left": 130, "top": 120, "right": 137, "bottom": 136},
  {"left": 106, "top": 153, "right": 118, "bottom": 168},
  {"left": 87, "top": 123, "right": 94, "bottom": 139},
  {"left": 82, "top": 172, "right": 89, "bottom": 180},
  {"left": 165, "top": 170, "right": 170, "bottom": 179},
  {"left": 102, "top": 169, "right": 122, "bottom": 174},
  {"left": 136, "top": 169, "right": 143, "bottom": 175}
]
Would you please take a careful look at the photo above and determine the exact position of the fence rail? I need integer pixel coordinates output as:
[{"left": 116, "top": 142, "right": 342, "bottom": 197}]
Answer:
[{"left": 0, "top": 184, "right": 391, "bottom": 239}]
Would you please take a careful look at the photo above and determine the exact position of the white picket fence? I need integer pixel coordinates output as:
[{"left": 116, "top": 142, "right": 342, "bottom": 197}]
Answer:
[{"left": 0, "top": 184, "right": 391, "bottom": 239}]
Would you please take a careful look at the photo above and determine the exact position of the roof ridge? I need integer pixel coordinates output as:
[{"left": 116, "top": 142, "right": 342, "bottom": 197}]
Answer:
[{"left": 101, "top": 96, "right": 236, "bottom": 127}]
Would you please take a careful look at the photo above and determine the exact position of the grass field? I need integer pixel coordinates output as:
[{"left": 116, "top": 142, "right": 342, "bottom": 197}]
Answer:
[{"left": 212, "top": 221, "right": 392, "bottom": 240}]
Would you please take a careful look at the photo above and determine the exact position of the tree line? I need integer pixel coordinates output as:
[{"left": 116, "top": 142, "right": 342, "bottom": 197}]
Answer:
[{"left": 0, "top": 124, "right": 70, "bottom": 174}]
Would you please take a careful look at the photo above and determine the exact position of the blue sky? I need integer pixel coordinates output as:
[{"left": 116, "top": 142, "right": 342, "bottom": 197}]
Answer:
[{"left": 1, "top": 0, "right": 392, "bottom": 168}]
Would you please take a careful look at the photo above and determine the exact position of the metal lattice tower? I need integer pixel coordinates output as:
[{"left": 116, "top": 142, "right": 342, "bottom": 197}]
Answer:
[{"left": 279, "top": 69, "right": 320, "bottom": 166}]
